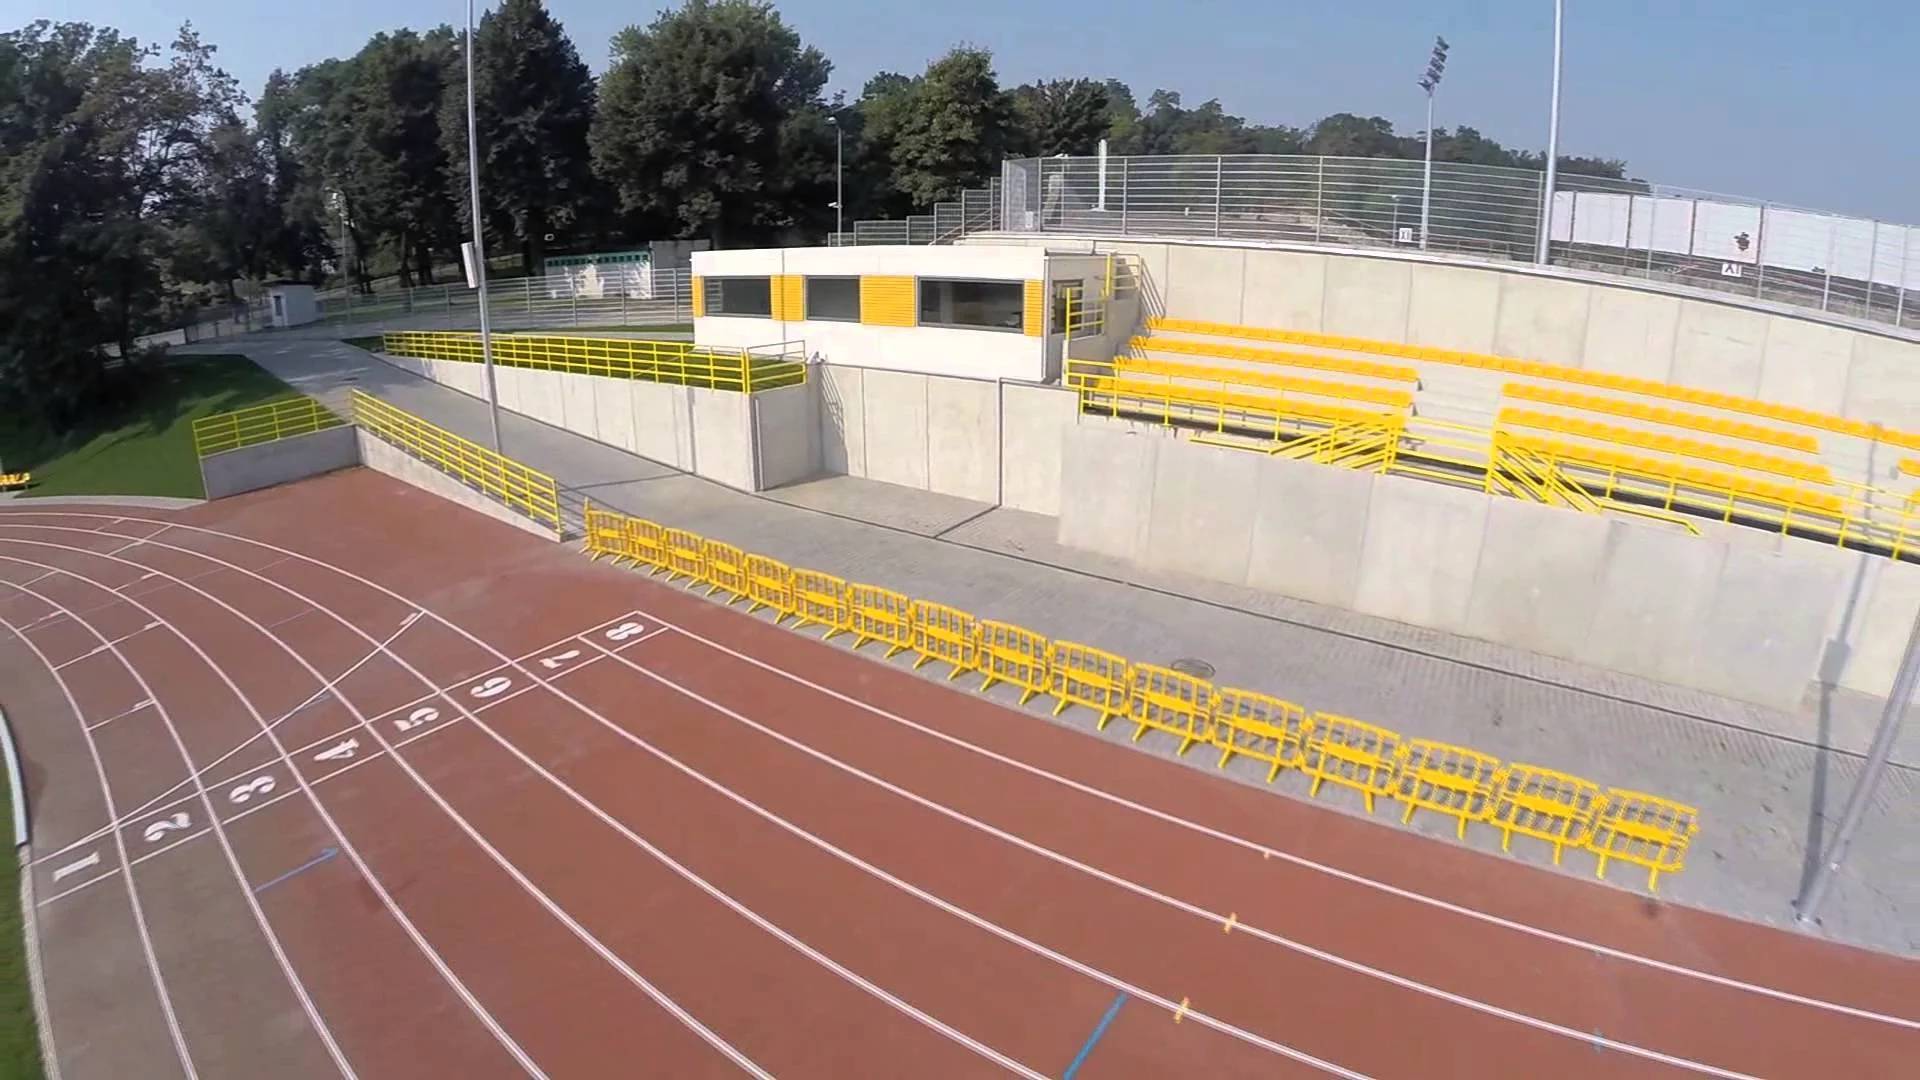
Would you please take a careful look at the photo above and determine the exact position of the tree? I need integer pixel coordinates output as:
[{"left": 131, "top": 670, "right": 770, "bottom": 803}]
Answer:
[
  {"left": 590, "top": 0, "right": 831, "bottom": 245},
  {"left": 1010, "top": 78, "right": 1110, "bottom": 157},
  {"left": 869, "top": 46, "right": 1014, "bottom": 209},
  {"left": 443, "top": 0, "right": 597, "bottom": 272}
]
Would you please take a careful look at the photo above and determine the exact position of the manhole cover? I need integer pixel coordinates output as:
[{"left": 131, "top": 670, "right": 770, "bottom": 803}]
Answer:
[{"left": 1169, "top": 657, "right": 1216, "bottom": 680}]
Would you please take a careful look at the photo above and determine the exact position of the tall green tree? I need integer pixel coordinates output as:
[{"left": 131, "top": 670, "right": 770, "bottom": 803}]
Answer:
[
  {"left": 1010, "top": 78, "right": 1110, "bottom": 157},
  {"left": 590, "top": 0, "right": 831, "bottom": 245},
  {"left": 443, "top": 0, "right": 597, "bottom": 271},
  {"left": 871, "top": 47, "right": 1013, "bottom": 208}
]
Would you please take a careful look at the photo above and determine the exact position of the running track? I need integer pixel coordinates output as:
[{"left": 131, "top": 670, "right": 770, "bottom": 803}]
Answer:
[{"left": 0, "top": 469, "right": 1913, "bottom": 1080}]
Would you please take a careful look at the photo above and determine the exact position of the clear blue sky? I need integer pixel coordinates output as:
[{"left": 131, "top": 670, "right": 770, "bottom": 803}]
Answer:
[{"left": 9, "top": 0, "right": 1915, "bottom": 224}]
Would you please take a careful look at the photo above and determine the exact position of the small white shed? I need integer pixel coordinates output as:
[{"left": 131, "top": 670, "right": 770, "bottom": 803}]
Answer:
[{"left": 265, "top": 282, "right": 319, "bottom": 328}]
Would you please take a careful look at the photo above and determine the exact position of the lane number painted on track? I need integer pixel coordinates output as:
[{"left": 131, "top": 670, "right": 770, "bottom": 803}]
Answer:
[
  {"left": 605, "top": 621, "right": 647, "bottom": 642},
  {"left": 394, "top": 706, "right": 438, "bottom": 733},
  {"left": 538, "top": 649, "right": 581, "bottom": 670},
  {"left": 469, "top": 676, "right": 511, "bottom": 699},
  {"left": 142, "top": 812, "right": 191, "bottom": 843},
  {"left": 313, "top": 738, "right": 359, "bottom": 762},
  {"left": 228, "top": 775, "right": 277, "bottom": 804},
  {"left": 51, "top": 852, "right": 101, "bottom": 882}
]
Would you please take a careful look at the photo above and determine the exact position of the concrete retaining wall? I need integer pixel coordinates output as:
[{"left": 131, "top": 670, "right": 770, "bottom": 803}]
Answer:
[
  {"left": 199, "top": 425, "right": 359, "bottom": 500},
  {"left": 1056, "top": 424, "right": 1920, "bottom": 749},
  {"left": 355, "top": 430, "right": 562, "bottom": 541}
]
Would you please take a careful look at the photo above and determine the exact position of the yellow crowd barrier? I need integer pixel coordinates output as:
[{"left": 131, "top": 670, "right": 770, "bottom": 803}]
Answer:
[
  {"left": 192, "top": 396, "right": 345, "bottom": 458},
  {"left": 0, "top": 472, "right": 30, "bottom": 492},
  {"left": 379, "top": 331, "right": 806, "bottom": 393},
  {"left": 578, "top": 501, "right": 1702, "bottom": 892},
  {"left": 350, "top": 390, "right": 561, "bottom": 531}
]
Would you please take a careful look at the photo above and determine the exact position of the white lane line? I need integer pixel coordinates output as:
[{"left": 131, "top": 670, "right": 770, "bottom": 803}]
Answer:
[
  {"left": 0, "top": 574, "right": 353, "bottom": 1079},
  {"left": 35, "top": 868, "right": 123, "bottom": 909},
  {"left": 0, "top": 605, "right": 202, "bottom": 1080},
  {"left": 54, "top": 622, "right": 161, "bottom": 669},
  {"left": 86, "top": 699, "right": 154, "bottom": 731},
  {"left": 0, "top": 544, "right": 711, "bottom": 1080},
  {"left": 129, "top": 829, "right": 212, "bottom": 867},
  {"left": 19, "top": 510, "right": 1891, "bottom": 1029}
]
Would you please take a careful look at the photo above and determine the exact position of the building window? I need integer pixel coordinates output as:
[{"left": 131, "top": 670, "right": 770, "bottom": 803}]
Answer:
[
  {"left": 806, "top": 276, "right": 862, "bottom": 322},
  {"left": 702, "top": 276, "right": 773, "bottom": 317},
  {"left": 917, "top": 278, "right": 1025, "bottom": 333}
]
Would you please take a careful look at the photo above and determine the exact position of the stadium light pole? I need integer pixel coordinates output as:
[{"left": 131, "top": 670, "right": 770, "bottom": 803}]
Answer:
[
  {"left": 1417, "top": 36, "right": 1449, "bottom": 252},
  {"left": 828, "top": 115, "right": 844, "bottom": 241},
  {"left": 464, "top": 0, "right": 503, "bottom": 453},
  {"left": 1534, "top": 0, "right": 1565, "bottom": 264}
]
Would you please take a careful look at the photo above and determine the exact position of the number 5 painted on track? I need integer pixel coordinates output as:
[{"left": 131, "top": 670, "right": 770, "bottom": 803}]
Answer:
[
  {"left": 605, "top": 622, "right": 646, "bottom": 641},
  {"left": 469, "top": 676, "right": 511, "bottom": 699}
]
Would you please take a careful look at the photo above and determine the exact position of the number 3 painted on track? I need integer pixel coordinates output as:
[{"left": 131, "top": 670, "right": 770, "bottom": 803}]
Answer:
[
  {"left": 605, "top": 622, "right": 645, "bottom": 641},
  {"left": 469, "top": 676, "right": 512, "bottom": 699}
]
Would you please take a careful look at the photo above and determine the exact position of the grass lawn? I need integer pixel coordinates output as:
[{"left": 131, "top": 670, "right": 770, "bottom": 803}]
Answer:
[
  {"left": 0, "top": 355, "right": 301, "bottom": 500},
  {"left": 0, "top": 766, "right": 45, "bottom": 1080}
]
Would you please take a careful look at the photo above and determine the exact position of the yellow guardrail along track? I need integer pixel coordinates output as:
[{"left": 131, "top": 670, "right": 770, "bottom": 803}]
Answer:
[
  {"left": 581, "top": 501, "right": 1701, "bottom": 892},
  {"left": 349, "top": 389, "right": 561, "bottom": 530},
  {"left": 191, "top": 397, "right": 346, "bottom": 458},
  {"left": 380, "top": 331, "right": 807, "bottom": 393}
]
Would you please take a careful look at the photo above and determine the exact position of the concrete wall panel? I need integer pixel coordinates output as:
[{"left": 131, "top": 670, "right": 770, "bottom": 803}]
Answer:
[
  {"left": 1579, "top": 289, "right": 1681, "bottom": 383},
  {"left": 1352, "top": 475, "right": 1488, "bottom": 630},
  {"left": 632, "top": 382, "right": 690, "bottom": 468},
  {"left": 199, "top": 425, "right": 359, "bottom": 500},
  {"left": 1462, "top": 499, "right": 1608, "bottom": 659},
  {"left": 592, "top": 376, "right": 639, "bottom": 454},
  {"left": 1242, "top": 456, "right": 1373, "bottom": 608},
  {"left": 1056, "top": 425, "right": 1161, "bottom": 562},
  {"left": 518, "top": 369, "right": 567, "bottom": 428},
  {"left": 688, "top": 387, "right": 753, "bottom": 489},
  {"left": 999, "top": 382, "right": 1078, "bottom": 515},
  {"left": 1686, "top": 544, "right": 1846, "bottom": 708},
  {"left": 925, "top": 376, "right": 1000, "bottom": 502},
  {"left": 1142, "top": 439, "right": 1260, "bottom": 584},
  {"left": 560, "top": 374, "right": 601, "bottom": 441},
  {"left": 860, "top": 369, "right": 931, "bottom": 489},
  {"left": 1321, "top": 257, "right": 1412, "bottom": 342},
  {"left": 752, "top": 383, "right": 823, "bottom": 490},
  {"left": 493, "top": 365, "right": 524, "bottom": 414},
  {"left": 1669, "top": 303, "right": 1768, "bottom": 397},
  {"left": 1492, "top": 274, "right": 1592, "bottom": 363},
  {"left": 1840, "top": 334, "right": 1920, "bottom": 431},
  {"left": 1581, "top": 523, "right": 1724, "bottom": 685},
  {"left": 1758, "top": 318, "right": 1853, "bottom": 416},
  {"left": 818, "top": 364, "right": 867, "bottom": 476},
  {"left": 1239, "top": 249, "right": 1327, "bottom": 331},
  {"left": 1405, "top": 264, "right": 1502, "bottom": 355},
  {"left": 1164, "top": 244, "right": 1245, "bottom": 324},
  {"left": 1833, "top": 556, "right": 1920, "bottom": 697}
]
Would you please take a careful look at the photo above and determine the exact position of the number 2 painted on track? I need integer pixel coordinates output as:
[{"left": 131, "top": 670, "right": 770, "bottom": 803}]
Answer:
[
  {"left": 394, "top": 706, "right": 438, "bottom": 733},
  {"left": 228, "top": 775, "right": 276, "bottom": 804},
  {"left": 469, "top": 676, "right": 511, "bottom": 699},
  {"left": 605, "top": 622, "right": 646, "bottom": 642}
]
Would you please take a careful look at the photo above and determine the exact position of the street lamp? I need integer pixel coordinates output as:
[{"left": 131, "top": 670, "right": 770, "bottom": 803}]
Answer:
[
  {"left": 464, "top": 0, "right": 503, "bottom": 453},
  {"left": 1535, "top": 0, "right": 1565, "bottom": 265},
  {"left": 827, "top": 114, "right": 844, "bottom": 242},
  {"left": 1417, "top": 36, "right": 1449, "bottom": 253}
]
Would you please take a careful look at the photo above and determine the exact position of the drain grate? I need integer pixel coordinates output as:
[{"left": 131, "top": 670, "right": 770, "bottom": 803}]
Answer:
[{"left": 1169, "top": 657, "right": 1216, "bottom": 680}]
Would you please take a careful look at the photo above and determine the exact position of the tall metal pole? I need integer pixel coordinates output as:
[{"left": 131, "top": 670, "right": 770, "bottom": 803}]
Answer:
[
  {"left": 1535, "top": 0, "right": 1565, "bottom": 265},
  {"left": 1420, "top": 93, "right": 1435, "bottom": 251},
  {"left": 1794, "top": 599, "right": 1920, "bottom": 925},
  {"left": 835, "top": 123, "right": 844, "bottom": 239},
  {"left": 465, "top": 0, "right": 503, "bottom": 453}
]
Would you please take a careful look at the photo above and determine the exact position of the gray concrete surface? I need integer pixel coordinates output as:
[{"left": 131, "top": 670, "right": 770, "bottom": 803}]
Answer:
[
  {"left": 188, "top": 335, "right": 1918, "bottom": 956},
  {"left": 199, "top": 425, "right": 359, "bottom": 500}
]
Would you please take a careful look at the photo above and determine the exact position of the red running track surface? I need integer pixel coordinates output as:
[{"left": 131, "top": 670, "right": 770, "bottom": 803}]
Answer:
[{"left": 0, "top": 467, "right": 1914, "bottom": 1080}]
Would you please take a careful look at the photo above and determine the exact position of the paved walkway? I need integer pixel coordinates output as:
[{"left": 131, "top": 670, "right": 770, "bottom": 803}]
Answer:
[{"left": 204, "top": 336, "right": 1918, "bottom": 956}]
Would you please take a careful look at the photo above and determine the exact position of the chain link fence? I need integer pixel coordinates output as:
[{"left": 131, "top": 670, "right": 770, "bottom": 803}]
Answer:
[{"left": 842, "top": 153, "right": 1918, "bottom": 333}]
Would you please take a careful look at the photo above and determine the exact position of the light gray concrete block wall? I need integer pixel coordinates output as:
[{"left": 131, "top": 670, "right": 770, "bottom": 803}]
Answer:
[
  {"left": 198, "top": 425, "right": 360, "bottom": 500},
  {"left": 751, "top": 382, "right": 823, "bottom": 490},
  {"left": 1054, "top": 420, "right": 1920, "bottom": 744},
  {"left": 355, "top": 430, "right": 561, "bottom": 541}
]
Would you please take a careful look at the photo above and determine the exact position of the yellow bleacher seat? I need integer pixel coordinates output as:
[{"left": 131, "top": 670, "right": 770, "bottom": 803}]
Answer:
[
  {"left": 1128, "top": 334, "right": 1419, "bottom": 384},
  {"left": 0, "top": 472, "right": 30, "bottom": 491},
  {"left": 1114, "top": 356, "right": 1414, "bottom": 410},
  {"left": 1497, "top": 409, "right": 1832, "bottom": 485},
  {"left": 1503, "top": 384, "right": 1819, "bottom": 454}
]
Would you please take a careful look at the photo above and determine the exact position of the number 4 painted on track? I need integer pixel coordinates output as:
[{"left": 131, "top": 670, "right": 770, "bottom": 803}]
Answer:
[{"left": 539, "top": 649, "right": 581, "bottom": 670}]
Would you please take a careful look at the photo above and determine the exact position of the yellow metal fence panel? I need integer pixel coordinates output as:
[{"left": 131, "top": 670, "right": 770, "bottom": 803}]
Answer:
[
  {"left": 744, "top": 555, "right": 795, "bottom": 618},
  {"left": 1047, "top": 642, "right": 1130, "bottom": 728},
  {"left": 192, "top": 396, "right": 344, "bottom": 458},
  {"left": 1490, "top": 765, "right": 1605, "bottom": 864},
  {"left": 847, "top": 583, "right": 914, "bottom": 658},
  {"left": 703, "top": 539, "right": 749, "bottom": 602},
  {"left": 1395, "top": 739, "right": 1502, "bottom": 840},
  {"left": 623, "top": 518, "right": 669, "bottom": 571},
  {"left": 583, "top": 504, "right": 625, "bottom": 560},
  {"left": 662, "top": 528, "right": 707, "bottom": 583},
  {"left": 1126, "top": 664, "right": 1214, "bottom": 755},
  {"left": 789, "top": 569, "right": 851, "bottom": 639},
  {"left": 908, "top": 601, "right": 978, "bottom": 679},
  {"left": 1209, "top": 688, "right": 1306, "bottom": 782},
  {"left": 348, "top": 390, "right": 560, "bottom": 530},
  {"left": 977, "top": 620, "right": 1049, "bottom": 704},
  {"left": 1302, "top": 714, "right": 1403, "bottom": 813},
  {"left": 1585, "top": 790, "right": 1699, "bottom": 892}
]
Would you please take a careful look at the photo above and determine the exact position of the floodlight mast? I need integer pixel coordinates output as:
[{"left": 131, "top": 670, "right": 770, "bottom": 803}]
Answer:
[{"left": 1417, "top": 36, "right": 1449, "bottom": 252}]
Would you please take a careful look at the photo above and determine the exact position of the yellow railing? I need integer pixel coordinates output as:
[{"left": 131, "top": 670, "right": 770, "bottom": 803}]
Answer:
[
  {"left": 379, "top": 331, "right": 807, "bottom": 393},
  {"left": 349, "top": 390, "right": 562, "bottom": 531},
  {"left": 582, "top": 501, "right": 1700, "bottom": 892},
  {"left": 1062, "top": 286, "right": 1105, "bottom": 336},
  {"left": 191, "top": 397, "right": 346, "bottom": 458}
]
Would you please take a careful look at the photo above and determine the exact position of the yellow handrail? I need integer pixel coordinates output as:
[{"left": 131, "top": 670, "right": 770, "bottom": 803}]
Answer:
[
  {"left": 348, "top": 390, "right": 562, "bottom": 530},
  {"left": 192, "top": 397, "right": 345, "bottom": 458},
  {"left": 380, "top": 331, "right": 806, "bottom": 393}
]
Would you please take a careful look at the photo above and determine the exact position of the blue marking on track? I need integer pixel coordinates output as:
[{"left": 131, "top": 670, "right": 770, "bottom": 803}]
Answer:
[
  {"left": 252, "top": 847, "right": 340, "bottom": 894},
  {"left": 1062, "top": 991, "right": 1129, "bottom": 1079}
]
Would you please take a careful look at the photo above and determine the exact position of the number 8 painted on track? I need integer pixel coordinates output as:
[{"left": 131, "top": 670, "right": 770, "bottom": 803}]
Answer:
[{"left": 605, "top": 622, "right": 645, "bottom": 641}]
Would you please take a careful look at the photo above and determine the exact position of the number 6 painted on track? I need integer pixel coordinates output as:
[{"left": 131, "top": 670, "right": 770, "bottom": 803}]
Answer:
[
  {"left": 605, "top": 622, "right": 645, "bottom": 641},
  {"left": 469, "top": 676, "right": 512, "bottom": 699}
]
